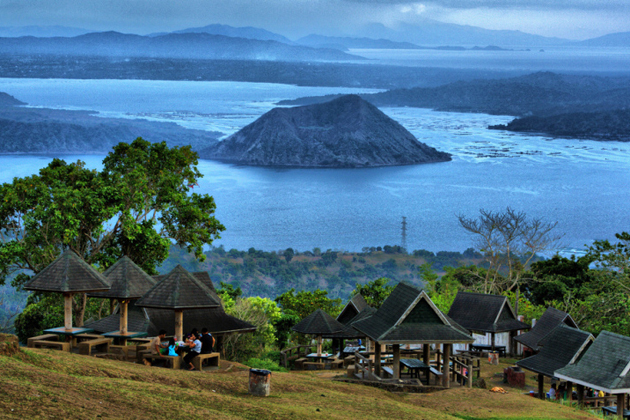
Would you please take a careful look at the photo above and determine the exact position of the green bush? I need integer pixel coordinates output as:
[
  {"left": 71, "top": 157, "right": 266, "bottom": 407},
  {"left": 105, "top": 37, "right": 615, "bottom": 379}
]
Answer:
[{"left": 246, "top": 357, "right": 288, "bottom": 372}]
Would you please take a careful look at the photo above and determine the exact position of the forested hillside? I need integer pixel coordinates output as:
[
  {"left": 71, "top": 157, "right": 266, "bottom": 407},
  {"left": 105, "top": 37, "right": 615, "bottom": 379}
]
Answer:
[{"left": 161, "top": 245, "right": 484, "bottom": 299}]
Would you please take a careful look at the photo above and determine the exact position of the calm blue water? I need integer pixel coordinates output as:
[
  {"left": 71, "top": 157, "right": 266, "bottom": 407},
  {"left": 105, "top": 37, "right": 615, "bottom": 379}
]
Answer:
[
  {"left": 1, "top": 78, "right": 629, "bottom": 253},
  {"left": 352, "top": 46, "right": 630, "bottom": 73}
]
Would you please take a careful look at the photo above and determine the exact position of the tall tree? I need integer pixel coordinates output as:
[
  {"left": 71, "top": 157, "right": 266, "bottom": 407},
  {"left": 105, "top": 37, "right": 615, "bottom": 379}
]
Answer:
[
  {"left": 457, "top": 207, "right": 562, "bottom": 311},
  {"left": 351, "top": 277, "right": 395, "bottom": 308},
  {"left": 1, "top": 138, "right": 224, "bottom": 327}
]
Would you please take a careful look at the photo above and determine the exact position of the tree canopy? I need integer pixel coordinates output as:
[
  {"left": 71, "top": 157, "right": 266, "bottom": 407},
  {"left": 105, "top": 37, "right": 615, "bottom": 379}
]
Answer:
[{"left": 1, "top": 138, "right": 224, "bottom": 330}]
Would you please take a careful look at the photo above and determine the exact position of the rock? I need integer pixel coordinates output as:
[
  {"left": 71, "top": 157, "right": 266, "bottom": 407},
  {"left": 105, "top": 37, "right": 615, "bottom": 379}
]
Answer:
[{"left": 200, "top": 94, "right": 451, "bottom": 168}]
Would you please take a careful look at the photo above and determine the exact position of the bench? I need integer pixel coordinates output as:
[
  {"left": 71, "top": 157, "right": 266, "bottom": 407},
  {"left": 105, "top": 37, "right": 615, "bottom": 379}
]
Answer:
[
  {"left": 78, "top": 338, "right": 112, "bottom": 356},
  {"left": 304, "top": 362, "right": 325, "bottom": 370},
  {"left": 430, "top": 367, "right": 443, "bottom": 377},
  {"left": 27, "top": 334, "right": 58, "bottom": 348},
  {"left": 143, "top": 353, "right": 182, "bottom": 369},
  {"left": 192, "top": 352, "right": 220, "bottom": 371},
  {"left": 327, "top": 358, "right": 344, "bottom": 369},
  {"left": 344, "top": 355, "right": 355, "bottom": 367},
  {"left": 32, "top": 340, "right": 71, "bottom": 352},
  {"left": 382, "top": 366, "right": 394, "bottom": 378},
  {"left": 294, "top": 357, "right": 308, "bottom": 370}
]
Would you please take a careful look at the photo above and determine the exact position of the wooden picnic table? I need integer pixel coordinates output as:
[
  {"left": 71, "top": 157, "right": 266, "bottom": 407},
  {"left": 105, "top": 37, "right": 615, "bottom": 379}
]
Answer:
[
  {"left": 470, "top": 344, "right": 506, "bottom": 357},
  {"left": 306, "top": 352, "right": 335, "bottom": 362},
  {"left": 400, "top": 358, "right": 430, "bottom": 382},
  {"left": 602, "top": 406, "right": 630, "bottom": 418}
]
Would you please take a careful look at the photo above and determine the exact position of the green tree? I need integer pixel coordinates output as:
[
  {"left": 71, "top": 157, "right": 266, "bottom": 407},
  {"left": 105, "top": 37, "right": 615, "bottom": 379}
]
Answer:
[
  {"left": 351, "top": 277, "right": 394, "bottom": 308},
  {"left": 275, "top": 288, "right": 342, "bottom": 320},
  {"left": 283, "top": 248, "right": 295, "bottom": 263},
  {"left": 2, "top": 138, "right": 224, "bottom": 329}
]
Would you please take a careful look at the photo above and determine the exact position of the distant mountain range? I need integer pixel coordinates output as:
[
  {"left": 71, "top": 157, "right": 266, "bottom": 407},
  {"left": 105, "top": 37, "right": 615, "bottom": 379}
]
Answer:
[
  {"left": 200, "top": 95, "right": 451, "bottom": 167},
  {"left": 577, "top": 32, "right": 630, "bottom": 47},
  {"left": 170, "top": 24, "right": 294, "bottom": 45},
  {"left": 0, "top": 31, "right": 362, "bottom": 62}
]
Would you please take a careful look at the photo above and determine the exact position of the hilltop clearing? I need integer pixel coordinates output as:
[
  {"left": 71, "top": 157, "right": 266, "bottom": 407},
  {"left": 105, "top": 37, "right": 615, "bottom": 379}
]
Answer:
[{"left": 0, "top": 345, "right": 598, "bottom": 420}]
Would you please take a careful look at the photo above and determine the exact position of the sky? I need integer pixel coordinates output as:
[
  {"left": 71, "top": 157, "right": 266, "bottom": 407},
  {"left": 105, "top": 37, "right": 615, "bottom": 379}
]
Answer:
[{"left": 0, "top": 0, "right": 629, "bottom": 41}]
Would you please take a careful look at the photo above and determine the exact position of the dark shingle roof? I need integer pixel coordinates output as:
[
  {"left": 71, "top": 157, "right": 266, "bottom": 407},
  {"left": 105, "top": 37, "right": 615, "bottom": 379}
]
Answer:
[
  {"left": 292, "top": 309, "right": 345, "bottom": 335},
  {"left": 24, "top": 250, "right": 110, "bottom": 293},
  {"left": 352, "top": 282, "right": 474, "bottom": 344},
  {"left": 324, "top": 306, "right": 377, "bottom": 339},
  {"left": 84, "top": 304, "right": 154, "bottom": 333},
  {"left": 447, "top": 291, "right": 530, "bottom": 333},
  {"left": 85, "top": 300, "right": 256, "bottom": 336},
  {"left": 515, "top": 307, "right": 578, "bottom": 351},
  {"left": 88, "top": 256, "right": 156, "bottom": 299},
  {"left": 555, "top": 330, "right": 630, "bottom": 393},
  {"left": 517, "top": 325, "right": 593, "bottom": 377},
  {"left": 337, "top": 294, "right": 369, "bottom": 325},
  {"left": 135, "top": 265, "right": 220, "bottom": 309},
  {"left": 153, "top": 271, "right": 222, "bottom": 307}
]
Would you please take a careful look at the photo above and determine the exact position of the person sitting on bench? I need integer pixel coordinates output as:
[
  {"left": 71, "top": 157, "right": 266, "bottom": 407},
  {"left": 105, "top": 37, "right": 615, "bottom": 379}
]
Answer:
[
  {"left": 200, "top": 328, "right": 214, "bottom": 354},
  {"left": 184, "top": 332, "right": 202, "bottom": 370},
  {"left": 145, "top": 330, "right": 168, "bottom": 366}
]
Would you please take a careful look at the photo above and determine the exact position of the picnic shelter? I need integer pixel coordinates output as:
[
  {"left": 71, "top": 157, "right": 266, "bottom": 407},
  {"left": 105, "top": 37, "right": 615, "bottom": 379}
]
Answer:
[
  {"left": 447, "top": 291, "right": 530, "bottom": 355},
  {"left": 555, "top": 330, "right": 630, "bottom": 419},
  {"left": 515, "top": 306, "right": 578, "bottom": 353},
  {"left": 517, "top": 324, "right": 593, "bottom": 400},
  {"left": 352, "top": 282, "right": 474, "bottom": 387}
]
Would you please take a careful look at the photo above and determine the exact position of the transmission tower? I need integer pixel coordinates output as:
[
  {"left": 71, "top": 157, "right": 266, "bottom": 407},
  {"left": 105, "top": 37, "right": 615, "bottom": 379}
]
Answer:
[{"left": 401, "top": 216, "right": 407, "bottom": 250}]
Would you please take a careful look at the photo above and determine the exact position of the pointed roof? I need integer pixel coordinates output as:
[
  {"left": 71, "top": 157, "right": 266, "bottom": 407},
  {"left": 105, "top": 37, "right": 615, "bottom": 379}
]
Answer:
[
  {"left": 324, "top": 306, "right": 377, "bottom": 339},
  {"left": 517, "top": 325, "right": 593, "bottom": 378},
  {"left": 152, "top": 270, "right": 222, "bottom": 307},
  {"left": 515, "top": 307, "right": 578, "bottom": 351},
  {"left": 337, "top": 294, "right": 369, "bottom": 325},
  {"left": 352, "top": 282, "right": 474, "bottom": 344},
  {"left": 88, "top": 256, "right": 157, "bottom": 299},
  {"left": 292, "top": 309, "right": 345, "bottom": 335},
  {"left": 84, "top": 303, "right": 155, "bottom": 333},
  {"left": 135, "top": 265, "right": 220, "bottom": 310},
  {"left": 555, "top": 331, "right": 630, "bottom": 394},
  {"left": 447, "top": 291, "right": 530, "bottom": 334},
  {"left": 23, "top": 250, "right": 110, "bottom": 293}
]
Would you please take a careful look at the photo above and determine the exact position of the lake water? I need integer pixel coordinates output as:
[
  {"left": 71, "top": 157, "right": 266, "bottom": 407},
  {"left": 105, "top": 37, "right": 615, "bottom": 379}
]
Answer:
[{"left": 1, "top": 78, "right": 629, "bottom": 254}]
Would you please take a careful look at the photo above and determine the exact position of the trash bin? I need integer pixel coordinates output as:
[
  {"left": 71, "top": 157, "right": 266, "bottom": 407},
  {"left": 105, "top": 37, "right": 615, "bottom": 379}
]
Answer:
[{"left": 248, "top": 368, "right": 271, "bottom": 397}]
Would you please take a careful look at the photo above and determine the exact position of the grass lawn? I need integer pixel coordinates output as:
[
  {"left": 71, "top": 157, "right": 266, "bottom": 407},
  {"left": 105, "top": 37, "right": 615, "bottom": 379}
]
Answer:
[{"left": 0, "top": 347, "right": 604, "bottom": 420}]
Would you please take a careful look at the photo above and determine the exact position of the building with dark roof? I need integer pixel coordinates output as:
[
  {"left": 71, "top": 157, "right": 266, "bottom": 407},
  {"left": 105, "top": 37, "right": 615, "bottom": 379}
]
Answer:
[
  {"left": 517, "top": 324, "right": 593, "bottom": 400},
  {"left": 555, "top": 330, "right": 630, "bottom": 416},
  {"left": 447, "top": 291, "right": 530, "bottom": 354},
  {"left": 515, "top": 307, "right": 578, "bottom": 352},
  {"left": 352, "top": 282, "right": 473, "bottom": 386},
  {"left": 337, "top": 294, "right": 369, "bottom": 325}
]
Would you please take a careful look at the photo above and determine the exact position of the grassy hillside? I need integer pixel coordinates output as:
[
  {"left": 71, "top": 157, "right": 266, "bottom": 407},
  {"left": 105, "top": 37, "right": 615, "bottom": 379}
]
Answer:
[{"left": 0, "top": 343, "right": 600, "bottom": 420}]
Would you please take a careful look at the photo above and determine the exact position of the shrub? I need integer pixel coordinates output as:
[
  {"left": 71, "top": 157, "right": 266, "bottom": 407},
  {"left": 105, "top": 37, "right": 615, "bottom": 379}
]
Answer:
[{"left": 246, "top": 357, "right": 288, "bottom": 372}]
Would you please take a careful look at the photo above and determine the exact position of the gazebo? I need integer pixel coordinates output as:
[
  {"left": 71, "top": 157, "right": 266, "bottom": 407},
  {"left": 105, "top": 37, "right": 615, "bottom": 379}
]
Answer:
[
  {"left": 323, "top": 294, "right": 373, "bottom": 352},
  {"left": 87, "top": 256, "right": 157, "bottom": 343},
  {"left": 515, "top": 307, "right": 578, "bottom": 354},
  {"left": 337, "top": 294, "right": 369, "bottom": 325},
  {"left": 352, "top": 282, "right": 474, "bottom": 387},
  {"left": 555, "top": 331, "right": 630, "bottom": 419},
  {"left": 23, "top": 249, "right": 110, "bottom": 338},
  {"left": 292, "top": 309, "right": 344, "bottom": 356},
  {"left": 85, "top": 271, "right": 256, "bottom": 348},
  {"left": 135, "top": 265, "right": 220, "bottom": 341},
  {"left": 448, "top": 291, "right": 530, "bottom": 355},
  {"left": 517, "top": 324, "right": 593, "bottom": 400}
]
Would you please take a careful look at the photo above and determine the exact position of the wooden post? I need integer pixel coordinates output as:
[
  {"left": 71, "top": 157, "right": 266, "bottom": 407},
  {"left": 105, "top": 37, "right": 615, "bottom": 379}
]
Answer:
[
  {"left": 491, "top": 333, "right": 496, "bottom": 352},
  {"left": 509, "top": 330, "right": 516, "bottom": 357},
  {"left": 119, "top": 300, "right": 129, "bottom": 334},
  {"left": 174, "top": 309, "right": 183, "bottom": 341},
  {"left": 64, "top": 293, "right": 74, "bottom": 331},
  {"left": 577, "top": 384, "right": 585, "bottom": 407},
  {"left": 538, "top": 374, "right": 545, "bottom": 400},
  {"left": 423, "top": 344, "right": 430, "bottom": 366},
  {"left": 617, "top": 393, "right": 625, "bottom": 420},
  {"left": 317, "top": 335, "right": 322, "bottom": 356},
  {"left": 392, "top": 344, "right": 400, "bottom": 379},
  {"left": 442, "top": 344, "right": 451, "bottom": 388},
  {"left": 467, "top": 361, "right": 473, "bottom": 388},
  {"left": 374, "top": 341, "right": 382, "bottom": 377},
  {"left": 566, "top": 381, "right": 573, "bottom": 401}
]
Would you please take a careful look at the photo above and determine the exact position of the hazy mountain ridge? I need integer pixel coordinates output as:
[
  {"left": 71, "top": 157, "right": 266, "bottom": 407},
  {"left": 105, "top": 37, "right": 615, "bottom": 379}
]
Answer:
[
  {"left": 172, "top": 24, "right": 294, "bottom": 44},
  {"left": 0, "top": 95, "right": 220, "bottom": 153},
  {"left": 0, "top": 31, "right": 362, "bottom": 62},
  {"left": 200, "top": 95, "right": 451, "bottom": 167}
]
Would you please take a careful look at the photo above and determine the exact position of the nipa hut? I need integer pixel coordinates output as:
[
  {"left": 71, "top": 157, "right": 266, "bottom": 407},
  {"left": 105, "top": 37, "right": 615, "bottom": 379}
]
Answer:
[{"left": 515, "top": 307, "right": 578, "bottom": 353}]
